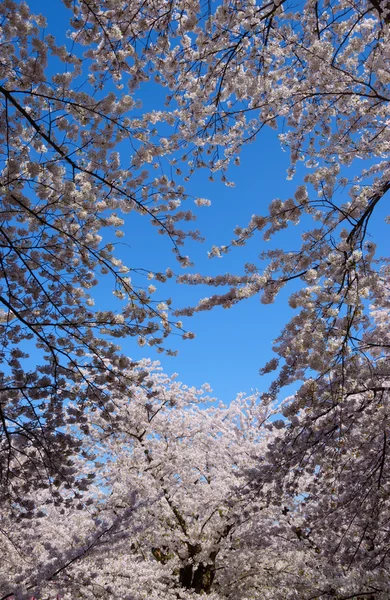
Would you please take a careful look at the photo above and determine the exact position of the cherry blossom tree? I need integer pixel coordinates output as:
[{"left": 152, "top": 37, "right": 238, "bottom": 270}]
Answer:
[
  {"left": 0, "top": 359, "right": 332, "bottom": 599},
  {"left": 3, "top": 360, "right": 389, "bottom": 599},
  {"left": 0, "top": 360, "right": 280, "bottom": 599},
  {"left": 1, "top": 0, "right": 390, "bottom": 596}
]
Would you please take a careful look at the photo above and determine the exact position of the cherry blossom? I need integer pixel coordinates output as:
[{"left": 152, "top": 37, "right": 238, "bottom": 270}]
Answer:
[{"left": 1, "top": 1, "right": 390, "bottom": 597}]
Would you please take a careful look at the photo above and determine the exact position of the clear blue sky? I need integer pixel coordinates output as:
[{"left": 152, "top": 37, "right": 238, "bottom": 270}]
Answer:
[
  {"left": 119, "top": 134, "right": 300, "bottom": 402},
  {"left": 25, "top": 0, "right": 389, "bottom": 403}
]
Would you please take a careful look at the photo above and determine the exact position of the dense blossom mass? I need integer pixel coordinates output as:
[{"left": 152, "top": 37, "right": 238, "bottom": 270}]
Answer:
[{"left": 0, "top": 0, "right": 390, "bottom": 598}]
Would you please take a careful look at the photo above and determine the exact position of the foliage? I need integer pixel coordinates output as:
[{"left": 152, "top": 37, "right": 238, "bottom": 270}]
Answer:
[
  {"left": 1, "top": 0, "right": 390, "bottom": 598},
  {"left": 1, "top": 361, "right": 388, "bottom": 598}
]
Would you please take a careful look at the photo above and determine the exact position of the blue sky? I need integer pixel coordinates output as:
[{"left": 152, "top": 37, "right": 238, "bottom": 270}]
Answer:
[
  {"left": 23, "top": 0, "right": 389, "bottom": 403},
  {"left": 111, "top": 128, "right": 308, "bottom": 401}
]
